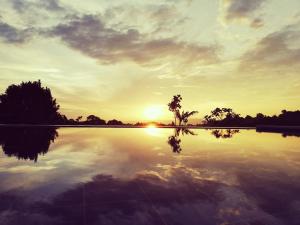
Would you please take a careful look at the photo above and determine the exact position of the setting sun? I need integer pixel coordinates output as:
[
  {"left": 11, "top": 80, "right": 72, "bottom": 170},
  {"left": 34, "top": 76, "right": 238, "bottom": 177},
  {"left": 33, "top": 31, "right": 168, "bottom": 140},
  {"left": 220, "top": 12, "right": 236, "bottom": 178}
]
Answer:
[{"left": 143, "top": 106, "right": 164, "bottom": 120}]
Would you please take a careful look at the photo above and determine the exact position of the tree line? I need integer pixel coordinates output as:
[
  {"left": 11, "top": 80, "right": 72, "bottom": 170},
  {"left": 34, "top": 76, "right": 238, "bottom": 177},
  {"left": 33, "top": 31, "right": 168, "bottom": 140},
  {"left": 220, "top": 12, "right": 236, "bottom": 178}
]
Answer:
[
  {"left": 0, "top": 81, "right": 299, "bottom": 126},
  {"left": 202, "top": 107, "right": 300, "bottom": 126},
  {"left": 0, "top": 81, "right": 124, "bottom": 125}
]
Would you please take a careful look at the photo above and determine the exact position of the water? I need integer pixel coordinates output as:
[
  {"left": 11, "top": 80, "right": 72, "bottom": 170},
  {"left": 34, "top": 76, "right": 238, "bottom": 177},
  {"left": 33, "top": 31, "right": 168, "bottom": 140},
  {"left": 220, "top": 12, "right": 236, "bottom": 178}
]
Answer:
[{"left": 0, "top": 127, "right": 299, "bottom": 225}]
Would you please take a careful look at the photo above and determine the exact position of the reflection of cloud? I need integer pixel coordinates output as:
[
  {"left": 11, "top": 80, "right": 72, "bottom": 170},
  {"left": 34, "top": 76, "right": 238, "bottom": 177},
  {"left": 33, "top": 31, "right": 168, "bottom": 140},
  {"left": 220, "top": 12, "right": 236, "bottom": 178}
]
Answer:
[
  {"left": 237, "top": 171, "right": 300, "bottom": 225},
  {"left": 0, "top": 166, "right": 223, "bottom": 225},
  {"left": 0, "top": 129, "right": 299, "bottom": 224},
  {"left": 1, "top": 164, "right": 298, "bottom": 225}
]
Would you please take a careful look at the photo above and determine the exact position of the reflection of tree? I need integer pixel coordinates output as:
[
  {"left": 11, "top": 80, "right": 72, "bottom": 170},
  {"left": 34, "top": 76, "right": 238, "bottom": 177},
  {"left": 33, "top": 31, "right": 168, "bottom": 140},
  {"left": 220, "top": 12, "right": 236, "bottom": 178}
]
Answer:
[
  {"left": 0, "top": 127, "right": 58, "bottom": 162},
  {"left": 167, "top": 128, "right": 196, "bottom": 153},
  {"left": 210, "top": 129, "right": 239, "bottom": 139},
  {"left": 168, "top": 136, "right": 182, "bottom": 153}
]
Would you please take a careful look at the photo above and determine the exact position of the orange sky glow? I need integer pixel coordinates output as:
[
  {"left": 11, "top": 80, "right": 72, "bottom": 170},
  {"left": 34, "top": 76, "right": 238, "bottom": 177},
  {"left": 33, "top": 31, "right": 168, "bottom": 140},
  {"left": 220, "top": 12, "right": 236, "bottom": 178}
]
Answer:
[{"left": 0, "top": 0, "right": 299, "bottom": 123}]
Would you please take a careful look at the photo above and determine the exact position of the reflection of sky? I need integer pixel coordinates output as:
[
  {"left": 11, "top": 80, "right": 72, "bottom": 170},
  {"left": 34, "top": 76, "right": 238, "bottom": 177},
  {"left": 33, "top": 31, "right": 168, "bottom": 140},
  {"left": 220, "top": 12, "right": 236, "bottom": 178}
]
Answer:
[{"left": 0, "top": 128, "right": 299, "bottom": 225}]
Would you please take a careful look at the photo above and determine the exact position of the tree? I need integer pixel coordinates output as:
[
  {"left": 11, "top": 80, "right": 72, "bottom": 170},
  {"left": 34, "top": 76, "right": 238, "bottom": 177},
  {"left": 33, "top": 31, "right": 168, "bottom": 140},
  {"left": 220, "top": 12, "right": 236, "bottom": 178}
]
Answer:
[
  {"left": 107, "top": 119, "right": 123, "bottom": 125},
  {"left": 168, "top": 95, "right": 182, "bottom": 125},
  {"left": 177, "top": 110, "right": 198, "bottom": 125},
  {"left": 211, "top": 107, "right": 224, "bottom": 121},
  {"left": 0, "top": 80, "right": 60, "bottom": 124},
  {"left": 86, "top": 115, "right": 106, "bottom": 125},
  {"left": 76, "top": 116, "right": 83, "bottom": 123},
  {"left": 203, "top": 108, "right": 239, "bottom": 125}
]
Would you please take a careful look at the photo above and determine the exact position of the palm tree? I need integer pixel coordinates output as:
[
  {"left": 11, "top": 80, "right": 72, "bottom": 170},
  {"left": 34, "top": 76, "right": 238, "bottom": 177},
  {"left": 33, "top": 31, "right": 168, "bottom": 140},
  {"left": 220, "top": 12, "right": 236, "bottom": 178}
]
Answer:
[
  {"left": 181, "top": 111, "right": 198, "bottom": 125},
  {"left": 168, "top": 95, "right": 182, "bottom": 125},
  {"left": 176, "top": 110, "right": 198, "bottom": 126}
]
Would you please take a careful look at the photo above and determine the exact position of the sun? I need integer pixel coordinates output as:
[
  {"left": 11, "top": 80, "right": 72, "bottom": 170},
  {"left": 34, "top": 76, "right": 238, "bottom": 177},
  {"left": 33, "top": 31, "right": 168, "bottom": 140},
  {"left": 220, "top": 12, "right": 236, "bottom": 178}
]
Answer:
[{"left": 143, "top": 106, "right": 163, "bottom": 120}]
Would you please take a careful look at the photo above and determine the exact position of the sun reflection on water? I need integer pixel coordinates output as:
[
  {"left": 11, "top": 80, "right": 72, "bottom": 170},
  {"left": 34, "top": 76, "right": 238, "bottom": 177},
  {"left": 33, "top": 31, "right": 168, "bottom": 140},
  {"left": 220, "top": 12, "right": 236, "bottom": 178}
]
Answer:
[{"left": 145, "top": 124, "right": 161, "bottom": 136}]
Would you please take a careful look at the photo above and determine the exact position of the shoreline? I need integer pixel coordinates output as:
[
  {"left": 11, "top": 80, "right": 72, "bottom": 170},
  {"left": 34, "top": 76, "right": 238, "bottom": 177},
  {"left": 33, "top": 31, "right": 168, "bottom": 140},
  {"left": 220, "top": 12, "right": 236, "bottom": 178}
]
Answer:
[
  {"left": 0, "top": 124, "right": 255, "bottom": 129},
  {"left": 0, "top": 124, "right": 300, "bottom": 132},
  {"left": 0, "top": 124, "right": 274, "bottom": 129}
]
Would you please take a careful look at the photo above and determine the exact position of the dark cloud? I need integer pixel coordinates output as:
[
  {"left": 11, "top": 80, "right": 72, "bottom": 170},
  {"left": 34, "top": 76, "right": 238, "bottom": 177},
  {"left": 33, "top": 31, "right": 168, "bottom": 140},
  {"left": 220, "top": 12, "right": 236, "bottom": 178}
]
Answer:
[
  {"left": 11, "top": 0, "right": 64, "bottom": 13},
  {"left": 239, "top": 22, "right": 300, "bottom": 71},
  {"left": 0, "top": 22, "right": 32, "bottom": 43},
  {"left": 1, "top": 2, "right": 217, "bottom": 65},
  {"left": 250, "top": 18, "right": 264, "bottom": 28},
  {"left": 47, "top": 14, "right": 218, "bottom": 65},
  {"left": 223, "top": 0, "right": 266, "bottom": 25},
  {"left": 41, "top": 0, "right": 64, "bottom": 11}
]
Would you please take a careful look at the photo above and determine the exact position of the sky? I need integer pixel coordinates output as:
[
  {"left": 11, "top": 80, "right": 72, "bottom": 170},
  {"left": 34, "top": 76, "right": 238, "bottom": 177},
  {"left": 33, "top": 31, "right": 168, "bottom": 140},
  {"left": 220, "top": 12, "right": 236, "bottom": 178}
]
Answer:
[{"left": 0, "top": 0, "right": 299, "bottom": 123}]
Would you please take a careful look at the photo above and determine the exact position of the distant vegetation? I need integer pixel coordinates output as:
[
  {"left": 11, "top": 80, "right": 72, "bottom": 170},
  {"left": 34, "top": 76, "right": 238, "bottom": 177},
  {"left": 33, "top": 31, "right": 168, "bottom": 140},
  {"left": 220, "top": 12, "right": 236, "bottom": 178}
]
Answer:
[
  {"left": 203, "top": 107, "right": 300, "bottom": 126},
  {"left": 0, "top": 81, "right": 123, "bottom": 125},
  {"left": 0, "top": 81, "right": 299, "bottom": 127}
]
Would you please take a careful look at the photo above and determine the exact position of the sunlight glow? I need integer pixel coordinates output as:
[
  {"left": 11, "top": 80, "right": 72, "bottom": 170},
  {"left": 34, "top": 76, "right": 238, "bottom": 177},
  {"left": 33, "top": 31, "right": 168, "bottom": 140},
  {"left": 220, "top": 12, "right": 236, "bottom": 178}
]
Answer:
[{"left": 143, "top": 106, "right": 163, "bottom": 120}]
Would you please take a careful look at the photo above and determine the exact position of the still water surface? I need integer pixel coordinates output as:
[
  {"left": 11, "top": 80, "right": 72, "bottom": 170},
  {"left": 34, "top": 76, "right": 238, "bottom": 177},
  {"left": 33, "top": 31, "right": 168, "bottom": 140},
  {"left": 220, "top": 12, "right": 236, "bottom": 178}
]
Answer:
[{"left": 0, "top": 127, "right": 299, "bottom": 225}]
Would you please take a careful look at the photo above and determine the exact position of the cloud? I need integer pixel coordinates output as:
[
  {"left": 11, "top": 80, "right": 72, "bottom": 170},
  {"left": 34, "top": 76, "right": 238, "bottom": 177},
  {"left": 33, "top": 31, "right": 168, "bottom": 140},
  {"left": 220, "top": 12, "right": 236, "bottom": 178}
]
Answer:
[
  {"left": 250, "top": 18, "right": 264, "bottom": 28},
  {"left": 221, "top": 0, "right": 266, "bottom": 27},
  {"left": 1, "top": 2, "right": 217, "bottom": 66},
  {"left": 239, "top": 22, "right": 300, "bottom": 71},
  {"left": 103, "top": 3, "right": 190, "bottom": 39},
  {"left": 47, "top": 14, "right": 219, "bottom": 65},
  {"left": 10, "top": 0, "right": 64, "bottom": 13},
  {"left": 224, "top": 0, "right": 265, "bottom": 21},
  {"left": 0, "top": 22, "right": 33, "bottom": 43}
]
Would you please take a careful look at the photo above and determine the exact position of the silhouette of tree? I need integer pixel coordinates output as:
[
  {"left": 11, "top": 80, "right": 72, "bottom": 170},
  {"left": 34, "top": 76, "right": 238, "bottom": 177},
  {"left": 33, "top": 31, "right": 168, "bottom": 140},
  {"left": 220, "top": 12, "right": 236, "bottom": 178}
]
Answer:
[
  {"left": 203, "top": 108, "right": 240, "bottom": 126},
  {"left": 176, "top": 110, "right": 198, "bottom": 125},
  {"left": 107, "top": 119, "right": 123, "bottom": 125},
  {"left": 203, "top": 108, "right": 300, "bottom": 127},
  {"left": 0, "top": 127, "right": 58, "bottom": 162},
  {"left": 168, "top": 95, "right": 182, "bottom": 125},
  {"left": 85, "top": 115, "right": 106, "bottom": 125},
  {"left": 0, "top": 80, "right": 60, "bottom": 124},
  {"left": 75, "top": 116, "right": 83, "bottom": 123},
  {"left": 168, "top": 95, "right": 198, "bottom": 126}
]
